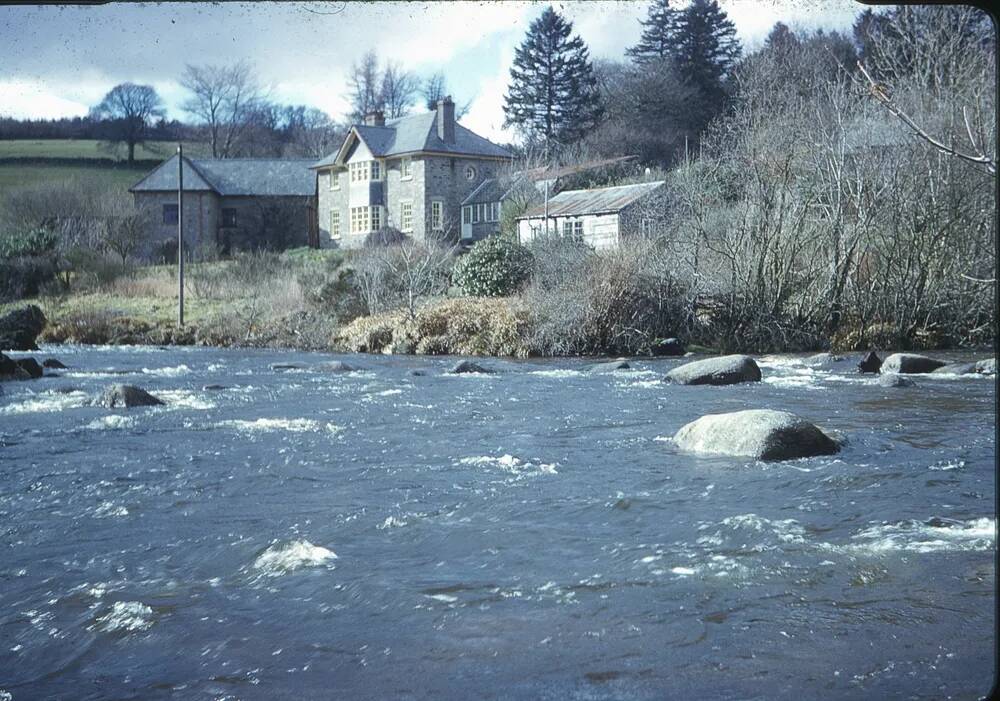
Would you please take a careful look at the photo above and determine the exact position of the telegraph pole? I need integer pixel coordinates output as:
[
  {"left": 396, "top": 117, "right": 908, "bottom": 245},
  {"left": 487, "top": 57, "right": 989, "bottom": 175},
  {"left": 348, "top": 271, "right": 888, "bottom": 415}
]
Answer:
[{"left": 177, "top": 144, "right": 185, "bottom": 326}]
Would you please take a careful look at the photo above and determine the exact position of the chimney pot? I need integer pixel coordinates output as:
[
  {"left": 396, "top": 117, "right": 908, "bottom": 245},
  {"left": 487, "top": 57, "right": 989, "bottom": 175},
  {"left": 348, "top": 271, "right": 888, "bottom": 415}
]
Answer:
[
  {"left": 436, "top": 96, "right": 455, "bottom": 144},
  {"left": 364, "top": 110, "right": 385, "bottom": 127}
]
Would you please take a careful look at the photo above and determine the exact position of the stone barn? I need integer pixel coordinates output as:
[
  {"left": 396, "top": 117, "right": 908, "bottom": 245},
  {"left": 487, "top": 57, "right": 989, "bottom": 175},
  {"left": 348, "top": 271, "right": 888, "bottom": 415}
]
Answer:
[{"left": 130, "top": 154, "right": 316, "bottom": 258}]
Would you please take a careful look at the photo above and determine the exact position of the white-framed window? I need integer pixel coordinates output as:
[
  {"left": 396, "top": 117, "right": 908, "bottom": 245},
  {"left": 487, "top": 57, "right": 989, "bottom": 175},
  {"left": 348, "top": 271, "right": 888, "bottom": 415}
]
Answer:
[
  {"left": 329, "top": 170, "right": 340, "bottom": 190},
  {"left": 471, "top": 205, "right": 481, "bottom": 224},
  {"left": 349, "top": 161, "right": 371, "bottom": 183},
  {"left": 530, "top": 223, "right": 542, "bottom": 237},
  {"left": 562, "top": 219, "right": 584, "bottom": 240},
  {"left": 400, "top": 157, "right": 413, "bottom": 180},
  {"left": 371, "top": 160, "right": 382, "bottom": 181},
  {"left": 350, "top": 206, "right": 369, "bottom": 234},
  {"left": 462, "top": 205, "right": 472, "bottom": 225},
  {"left": 431, "top": 200, "right": 444, "bottom": 231},
  {"left": 371, "top": 205, "right": 382, "bottom": 231},
  {"left": 330, "top": 210, "right": 341, "bottom": 240},
  {"left": 465, "top": 165, "right": 477, "bottom": 181},
  {"left": 489, "top": 202, "right": 500, "bottom": 222},
  {"left": 400, "top": 201, "right": 413, "bottom": 232}
]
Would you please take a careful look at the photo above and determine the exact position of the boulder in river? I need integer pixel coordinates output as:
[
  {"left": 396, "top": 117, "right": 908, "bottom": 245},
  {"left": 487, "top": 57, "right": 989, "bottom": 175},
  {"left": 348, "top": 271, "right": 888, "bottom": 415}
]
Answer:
[
  {"left": 651, "top": 338, "right": 686, "bottom": 356},
  {"left": 931, "top": 362, "right": 978, "bottom": 375},
  {"left": 449, "top": 360, "right": 493, "bottom": 374},
  {"left": 588, "top": 360, "right": 630, "bottom": 373},
  {"left": 0, "top": 304, "right": 47, "bottom": 351},
  {"left": 202, "top": 384, "right": 228, "bottom": 391},
  {"left": 857, "top": 351, "right": 882, "bottom": 374},
  {"left": 1, "top": 352, "right": 29, "bottom": 380},
  {"left": 806, "top": 352, "right": 845, "bottom": 365},
  {"left": 877, "top": 373, "right": 915, "bottom": 388},
  {"left": 974, "top": 358, "right": 995, "bottom": 375},
  {"left": 15, "top": 358, "right": 44, "bottom": 379},
  {"left": 98, "top": 384, "right": 164, "bottom": 408},
  {"left": 673, "top": 409, "right": 841, "bottom": 461},
  {"left": 42, "top": 358, "right": 67, "bottom": 369},
  {"left": 663, "top": 354, "right": 761, "bottom": 386},
  {"left": 315, "top": 360, "right": 358, "bottom": 373},
  {"left": 880, "top": 353, "right": 947, "bottom": 374},
  {"left": 271, "top": 363, "right": 308, "bottom": 371}
]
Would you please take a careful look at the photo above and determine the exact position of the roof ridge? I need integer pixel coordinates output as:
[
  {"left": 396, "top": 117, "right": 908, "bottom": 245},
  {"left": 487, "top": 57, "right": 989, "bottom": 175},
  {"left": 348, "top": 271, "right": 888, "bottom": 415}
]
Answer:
[{"left": 557, "top": 180, "right": 665, "bottom": 195}]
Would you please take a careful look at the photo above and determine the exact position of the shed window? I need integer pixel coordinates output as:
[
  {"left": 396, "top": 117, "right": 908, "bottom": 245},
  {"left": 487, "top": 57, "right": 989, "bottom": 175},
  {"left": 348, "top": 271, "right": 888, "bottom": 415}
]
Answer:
[
  {"left": 162, "top": 204, "right": 178, "bottom": 225},
  {"left": 222, "top": 208, "right": 237, "bottom": 227},
  {"left": 562, "top": 220, "right": 584, "bottom": 240}
]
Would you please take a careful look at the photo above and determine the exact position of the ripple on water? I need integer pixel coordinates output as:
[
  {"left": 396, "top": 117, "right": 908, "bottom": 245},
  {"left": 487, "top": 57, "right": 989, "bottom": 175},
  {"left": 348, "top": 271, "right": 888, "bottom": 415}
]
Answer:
[
  {"left": 91, "top": 601, "right": 154, "bottom": 633},
  {"left": 457, "top": 454, "right": 558, "bottom": 476},
  {"left": 252, "top": 540, "right": 338, "bottom": 577},
  {"left": 0, "top": 391, "right": 89, "bottom": 416},
  {"left": 216, "top": 418, "right": 341, "bottom": 433}
]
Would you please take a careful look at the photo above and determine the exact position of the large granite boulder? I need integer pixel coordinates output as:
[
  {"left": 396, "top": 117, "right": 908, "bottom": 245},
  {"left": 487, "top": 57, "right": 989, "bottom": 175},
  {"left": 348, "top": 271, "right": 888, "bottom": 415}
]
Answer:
[
  {"left": 877, "top": 373, "right": 915, "bottom": 388},
  {"left": 880, "top": 353, "right": 947, "bottom": 374},
  {"left": 857, "top": 351, "right": 882, "bottom": 374},
  {"left": 0, "top": 305, "right": 47, "bottom": 351},
  {"left": 663, "top": 354, "right": 761, "bottom": 386},
  {"left": 97, "top": 384, "right": 164, "bottom": 408},
  {"left": 673, "top": 409, "right": 841, "bottom": 461},
  {"left": 588, "top": 360, "right": 630, "bottom": 373},
  {"left": 0, "top": 352, "right": 30, "bottom": 380},
  {"left": 315, "top": 360, "right": 359, "bottom": 373},
  {"left": 651, "top": 338, "right": 686, "bottom": 356},
  {"left": 15, "top": 357, "right": 43, "bottom": 379},
  {"left": 974, "top": 358, "right": 995, "bottom": 375},
  {"left": 449, "top": 360, "right": 494, "bottom": 374}
]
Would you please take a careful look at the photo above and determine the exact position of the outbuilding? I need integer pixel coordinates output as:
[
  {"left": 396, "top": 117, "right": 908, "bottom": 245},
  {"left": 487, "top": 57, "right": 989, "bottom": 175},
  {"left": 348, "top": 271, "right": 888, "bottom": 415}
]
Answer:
[{"left": 515, "top": 180, "right": 666, "bottom": 249}]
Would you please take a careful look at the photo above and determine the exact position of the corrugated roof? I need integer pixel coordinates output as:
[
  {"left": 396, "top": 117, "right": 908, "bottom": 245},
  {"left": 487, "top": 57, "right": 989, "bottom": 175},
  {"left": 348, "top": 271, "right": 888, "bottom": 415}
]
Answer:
[
  {"left": 312, "top": 110, "right": 512, "bottom": 168},
  {"left": 131, "top": 155, "right": 315, "bottom": 196},
  {"left": 519, "top": 181, "right": 666, "bottom": 219}
]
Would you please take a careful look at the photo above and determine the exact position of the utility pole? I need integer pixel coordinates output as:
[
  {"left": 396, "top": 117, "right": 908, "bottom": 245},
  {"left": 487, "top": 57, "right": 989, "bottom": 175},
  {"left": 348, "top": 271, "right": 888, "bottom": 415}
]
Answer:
[{"left": 177, "top": 144, "right": 185, "bottom": 327}]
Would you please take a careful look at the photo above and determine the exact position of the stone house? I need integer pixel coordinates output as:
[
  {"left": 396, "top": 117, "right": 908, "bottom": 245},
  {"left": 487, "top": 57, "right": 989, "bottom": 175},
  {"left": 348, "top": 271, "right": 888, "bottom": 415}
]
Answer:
[
  {"left": 130, "top": 155, "right": 316, "bottom": 257},
  {"left": 311, "top": 97, "right": 513, "bottom": 248},
  {"left": 516, "top": 180, "right": 666, "bottom": 249}
]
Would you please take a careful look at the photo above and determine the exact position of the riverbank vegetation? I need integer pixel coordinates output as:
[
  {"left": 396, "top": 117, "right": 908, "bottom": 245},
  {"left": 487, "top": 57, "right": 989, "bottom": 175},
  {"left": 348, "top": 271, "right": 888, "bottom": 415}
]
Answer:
[{"left": 1, "top": 6, "right": 994, "bottom": 357}]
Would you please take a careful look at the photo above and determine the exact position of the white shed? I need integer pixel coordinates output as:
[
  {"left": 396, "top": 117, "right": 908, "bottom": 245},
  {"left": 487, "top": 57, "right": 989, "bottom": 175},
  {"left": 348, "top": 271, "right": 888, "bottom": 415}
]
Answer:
[{"left": 515, "top": 180, "right": 665, "bottom": 249}]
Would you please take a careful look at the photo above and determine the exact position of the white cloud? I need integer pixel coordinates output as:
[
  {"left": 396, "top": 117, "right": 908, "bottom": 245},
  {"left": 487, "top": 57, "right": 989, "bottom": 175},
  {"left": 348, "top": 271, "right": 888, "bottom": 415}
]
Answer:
[{"left": 0, "top": 79, "right": 94, "bottom": 119}]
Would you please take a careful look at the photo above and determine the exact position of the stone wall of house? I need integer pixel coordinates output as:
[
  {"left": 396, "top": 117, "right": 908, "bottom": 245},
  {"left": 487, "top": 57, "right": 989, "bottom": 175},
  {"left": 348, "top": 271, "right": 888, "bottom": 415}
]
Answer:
[
  {"left": 216, "top": 196, "right": 311, "bottom": 252},
  {"left": 422, "top": 156, "right": 502, "bottom": 243},
  {"left": 133, "top": 191, "right": 219, "bottom": 260}
]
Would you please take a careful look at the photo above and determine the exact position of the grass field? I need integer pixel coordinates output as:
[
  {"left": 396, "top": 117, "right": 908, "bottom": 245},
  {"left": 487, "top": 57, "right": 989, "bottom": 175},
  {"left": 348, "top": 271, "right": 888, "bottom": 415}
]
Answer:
[
  {"left": 0, "top": 139, "right": 208, "bottom": 160},
  {"left": 0, "top": 163, "right": 152, "bottom": 191}
]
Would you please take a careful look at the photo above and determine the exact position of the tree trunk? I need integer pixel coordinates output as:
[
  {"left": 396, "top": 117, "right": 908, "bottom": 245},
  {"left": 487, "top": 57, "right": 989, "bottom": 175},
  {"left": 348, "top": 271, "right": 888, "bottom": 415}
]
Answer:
[{"left": 127, "top": 141, "right": 135, "bottom": 164}]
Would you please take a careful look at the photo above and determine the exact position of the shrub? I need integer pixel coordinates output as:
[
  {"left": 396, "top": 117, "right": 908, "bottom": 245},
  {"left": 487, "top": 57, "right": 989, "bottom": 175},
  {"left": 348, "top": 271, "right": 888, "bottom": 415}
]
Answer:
[
  {"left": 0, "top": 228, "right": 58, "bottom": 259},
  {"left": 0, "top": 256, "right": 59, "bottom": 301},
  {"left": 453, "top": 235, "right": 533, "bottom": 297},
  {"left": 364, "top": 226, "right": 407, "bottom": 248}
]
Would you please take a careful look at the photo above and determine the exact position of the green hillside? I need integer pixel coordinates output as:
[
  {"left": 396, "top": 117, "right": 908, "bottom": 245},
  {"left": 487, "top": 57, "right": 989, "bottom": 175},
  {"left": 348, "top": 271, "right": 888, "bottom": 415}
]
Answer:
[{"left": 0, "top": 139, "right": 208, "bottom": 160}]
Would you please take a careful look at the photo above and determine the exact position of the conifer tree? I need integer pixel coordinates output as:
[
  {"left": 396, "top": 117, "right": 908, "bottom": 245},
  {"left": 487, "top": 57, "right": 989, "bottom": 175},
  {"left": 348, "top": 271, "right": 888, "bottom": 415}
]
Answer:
[
  {"left": 626, "top": 0, "right": 682, "bottom": 64},
  {"left": 672, "top": 0, "right": 741, "bottom": 132},
  {"left": 503, "top": 6, "right": 603, "bottom": 156}
]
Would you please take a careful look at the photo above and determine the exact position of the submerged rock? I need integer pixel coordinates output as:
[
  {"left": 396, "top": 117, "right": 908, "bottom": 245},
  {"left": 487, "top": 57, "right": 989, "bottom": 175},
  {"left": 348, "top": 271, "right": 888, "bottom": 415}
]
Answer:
[
  {"left": 15, "top": 358, "right": 44, "bottom": 379},
  {"left": 98, "top": 384, "right": 164, "bottom": 408},
  {"left": 877, "top": 373, "right": 915, "bottom": 388},
  {"left": 651, "top": 338, "right": 685, "bottom": 356},
  {"left": 673, "top": 409, "right": 841, "bottom": 461},
  {"left": 974, "top": 358, "right": 996, "bottom": 375},
  {"left": 315, "top": 360, "right": 358, "bottom": 373},
  {"left": 271, "top": 363, "right": 308, "bottom": 371},
  {"left": 880, "top": 353, "right": 947, "bottom": 374},
  {"left": 408, "top": 369, "right": 427, "bottom": 377},
  {"left": 449, "top": 360, "right": 493, "bottom": 374},
  {"left": 202, "top": 384, "right": 228, "bottom": 391},
  {"left": 931, "top": 362, "right": 978, "bottom": 375},
  {"left": 0, "top": 304, "right": 47, "bottom": 351},
  {"left": 857, "top": 351, "right": 882, "bottom": 374},
  {"left": 806, "top": 352, "right": 845, "bottom": 365},
  {"left": 588, "top": 360, "right": 630, "bottom": 373},
  {"left": 42, "top": 358, "right": 67, "bottom": 369},
  {"left": 663, "top": 354, "right": 761, "bottom": 386}
]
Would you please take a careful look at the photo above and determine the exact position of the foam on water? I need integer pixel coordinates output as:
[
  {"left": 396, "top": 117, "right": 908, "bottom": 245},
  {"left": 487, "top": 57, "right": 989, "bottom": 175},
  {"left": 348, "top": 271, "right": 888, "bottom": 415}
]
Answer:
[
  {"left": 252, "top": 540, "right": 338, "bottom": 576},
  {"left": 140, "top": 364, "right": 191, "bottom": 377},
  {"left": 529, "top": 369, "right": 583, "bottom": 378},
  {"left": 218, "top": 418, "right": 341, "bottom": 433},
  {"left": 0, "top": 390, "right": 89, "bottom": 415},
  {"left": 84, "top": 415, "right": 136, "bottom": 430},
  {"left": 154, "top": 390, "right": 215, "bottom": 410},
  {"left": 93, "top": 601, "right": 154, "bottom": 632},
  {"left": 839, "top": 517, "right": 995, "bottom": 554},
  {"left": 92, "top": 501, "right": 129, "bottom": 518},
  {"left": 457, "top": 454, "right": 558, "bottom": 476}
]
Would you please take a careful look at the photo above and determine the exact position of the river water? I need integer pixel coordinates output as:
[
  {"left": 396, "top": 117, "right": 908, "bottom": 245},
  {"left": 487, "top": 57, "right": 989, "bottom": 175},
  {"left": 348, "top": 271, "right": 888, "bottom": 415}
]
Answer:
[{"left": 0, "top": 345, "right": 995, "bottom": 700}]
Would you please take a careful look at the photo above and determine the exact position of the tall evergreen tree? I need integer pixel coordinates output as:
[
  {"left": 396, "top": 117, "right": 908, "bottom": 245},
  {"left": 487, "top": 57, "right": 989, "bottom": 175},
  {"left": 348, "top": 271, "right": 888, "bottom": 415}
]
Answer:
[
  {"left": 672, "top": 0, "right": 741, "bottom": 132},
  {"left": 626, "top": 0, "right": 682, "bottom": 64},
  {"left": 503, "top": 6, "right": 604, "bottom": 156}
]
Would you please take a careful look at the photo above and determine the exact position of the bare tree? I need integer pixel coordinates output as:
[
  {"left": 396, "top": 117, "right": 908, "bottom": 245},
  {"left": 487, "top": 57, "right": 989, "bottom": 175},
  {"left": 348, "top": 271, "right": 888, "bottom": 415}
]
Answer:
[
  {"left": 355, "top": 241, "right": 454, "bottom": 319},
  {"left": 380, "top": 62, "right": 419, "bottom": 119},
  {"left": 90, "top": 83, "right": 165, "bottom": 163},
  {"left": 347, "top": 50, "right": 384, "bottom": 122},
  {"left": 95, "top": 193, "right": 152, "bottom": 268},
  {"left": 181, "top": 60, "right": 267, "bottom": 157}
]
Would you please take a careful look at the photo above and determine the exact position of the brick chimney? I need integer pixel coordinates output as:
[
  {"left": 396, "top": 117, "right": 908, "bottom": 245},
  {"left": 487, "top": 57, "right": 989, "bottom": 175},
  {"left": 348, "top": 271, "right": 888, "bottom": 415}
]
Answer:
[
  {"left": 436, "top": 96, "right": 455, "bottom": 143},
  {"left": 364, "top": 110, "right": 385, "bottom": 127}
]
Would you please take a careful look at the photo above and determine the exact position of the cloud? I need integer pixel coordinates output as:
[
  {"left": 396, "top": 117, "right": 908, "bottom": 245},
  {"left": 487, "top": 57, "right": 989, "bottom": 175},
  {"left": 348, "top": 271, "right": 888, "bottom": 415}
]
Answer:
[{"left": 0, "top": 79, "right": 96, "bottom": 119}]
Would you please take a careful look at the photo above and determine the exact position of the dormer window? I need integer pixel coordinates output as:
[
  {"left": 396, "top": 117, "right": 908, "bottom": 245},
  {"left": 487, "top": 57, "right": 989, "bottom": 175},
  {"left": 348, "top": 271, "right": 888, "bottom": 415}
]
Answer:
[{"left": 465, "top": 165, "right": 477, "bottom": 181}]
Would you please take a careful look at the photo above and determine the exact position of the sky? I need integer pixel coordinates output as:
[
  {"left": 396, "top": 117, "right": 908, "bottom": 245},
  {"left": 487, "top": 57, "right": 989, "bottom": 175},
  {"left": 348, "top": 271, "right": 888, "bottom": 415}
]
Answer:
[{"left": 0, "top": 0, "right": 864, "bottom": 144}]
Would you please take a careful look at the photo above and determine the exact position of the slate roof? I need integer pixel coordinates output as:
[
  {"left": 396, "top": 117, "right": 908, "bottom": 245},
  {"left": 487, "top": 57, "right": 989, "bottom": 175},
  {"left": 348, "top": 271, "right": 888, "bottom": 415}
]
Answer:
[
  {"left": 131, "top": 155, "right": 316, "bottom": 197},
  {"left": 461, "top": 178, "right": 510, "bottom": 206},
  {"left": 518, "top": 181, "right": 666, "bottom": 219},
  {"left": 312, "top": 111, "right": 512, "bottom": 168}
]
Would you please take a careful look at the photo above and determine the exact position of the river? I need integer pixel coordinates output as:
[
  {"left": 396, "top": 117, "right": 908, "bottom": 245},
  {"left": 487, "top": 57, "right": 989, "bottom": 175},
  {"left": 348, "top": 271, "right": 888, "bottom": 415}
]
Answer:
[{"left": 0, "top": 345, "right": 995, "bottom": 700}]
